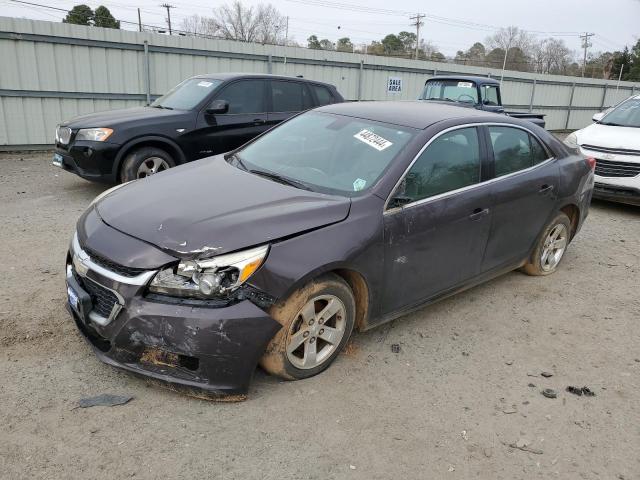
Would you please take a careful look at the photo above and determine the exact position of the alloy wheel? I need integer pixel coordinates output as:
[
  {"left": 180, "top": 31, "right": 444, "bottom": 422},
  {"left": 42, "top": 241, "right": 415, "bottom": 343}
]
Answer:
[
  {"left": 137, "top": 157, "right": 170, "bottom": 178},
  {"left": 286, "top": 294, "right": 347, "bottom": 370},
  {"left": 541, "top": 223, "right": 568, "bottom": 271}
]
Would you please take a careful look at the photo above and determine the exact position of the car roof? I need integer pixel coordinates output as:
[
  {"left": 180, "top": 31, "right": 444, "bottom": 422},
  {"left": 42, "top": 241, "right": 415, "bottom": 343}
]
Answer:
[
  {"left": 192, "top": 72, "right": 336, "bottom": 88},
  {"left": 317, "top": 101, "right": 510, "bottom": 129},
  {"left": 427, "top": 75, "right": 501, "bottom": 86}
]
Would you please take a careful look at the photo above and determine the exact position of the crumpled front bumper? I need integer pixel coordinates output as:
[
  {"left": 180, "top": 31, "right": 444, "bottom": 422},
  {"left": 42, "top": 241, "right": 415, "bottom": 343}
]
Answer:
[{"left": 65, "top": 237, "right": 281, "bottom": 399}]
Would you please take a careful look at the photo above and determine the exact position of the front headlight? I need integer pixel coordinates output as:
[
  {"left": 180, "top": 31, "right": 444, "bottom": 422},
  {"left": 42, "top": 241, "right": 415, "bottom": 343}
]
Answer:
[
  {"left": 149, "top": 245, "right": 269, "bottom": 299},
  {"left": 563, "top": 132, "right": 579, "bottom": 149},
  {"left": 76, "top": 127, "right": 113, "bottom": 142}
]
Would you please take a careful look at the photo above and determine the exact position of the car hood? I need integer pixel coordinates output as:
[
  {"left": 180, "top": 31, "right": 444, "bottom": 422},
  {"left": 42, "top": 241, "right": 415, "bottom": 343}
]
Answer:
[
  {"left": 62, "top": 106, "right": 184, "bottom": 129},
  {"left": 576, "top": 123, "right": 640, "bottom": 151},
  {"left": 95, "top": 156, "right": 351, "bottom": 259}
]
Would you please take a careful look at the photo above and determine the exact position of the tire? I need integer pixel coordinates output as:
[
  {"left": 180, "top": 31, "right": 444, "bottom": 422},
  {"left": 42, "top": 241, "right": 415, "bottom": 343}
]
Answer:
[
  {"left": 119, "top": 146, "right": 176, "bottom": 183},
  {"left": 521, "top": 212, "right": 571, "bottom": 276},
  {"left": 260, "top": 274, "right": 356, "bottom": 380}
]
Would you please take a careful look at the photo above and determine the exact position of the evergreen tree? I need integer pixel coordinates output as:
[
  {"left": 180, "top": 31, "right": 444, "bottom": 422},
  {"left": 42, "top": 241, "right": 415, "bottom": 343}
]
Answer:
[
  {"left": 94, "top": 6, "right": 120, "bottom": 29},
  {"left": 63, "top": 4, "right": 94, "bottom": 26}
]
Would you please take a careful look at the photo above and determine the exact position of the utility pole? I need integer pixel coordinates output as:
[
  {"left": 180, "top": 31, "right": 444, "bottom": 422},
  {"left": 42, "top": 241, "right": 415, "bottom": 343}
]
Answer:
[
  {"left": 137, "top": 8, "right": 142, "bottom": 32},
  {"left": 409, "top": 13, "right": 425, "bottom": 60},
  {"left": 580, "top": 32, "right": 595, "bottom": 77},
  {"left": 160, "top": 3, "right": 175, "bottom": 35},
  {"left": 616, "top": 64, "right": 625, "bottom": 91},
  {"left": 500, "top": 38, "right": 511, "bottom": 84}
]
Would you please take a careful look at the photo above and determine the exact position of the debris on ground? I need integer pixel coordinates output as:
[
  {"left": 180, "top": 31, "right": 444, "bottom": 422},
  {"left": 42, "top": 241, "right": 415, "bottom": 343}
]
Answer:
[
  {"left": 461, "top": 430, "right": 468, "bottom": 440},
  {"left": 528, "top": 383, "right": 536, "bottom": 388},
  {"left": 502, "top": 407, "right": 517, "bottom": 414},
  {"left": 507, "top": 439, "right": 544, "bottom": 455},
  {"left": 566, "top": 386, "right": 596, "bottom": 397},
  {"left": 505, "top": 360, "right": 514, "bottom": 365},
  {"left": 391, "top": 344, "right": 400, "bottom": 353},
  {"left": 541, "top": 371, "right": 553, "bottom": 378},
  {"left": 77, "top": 394, "right": 134, "bottom": 409},
  {"left": 349, "top": 465, "right": 356, "bottom": 470},
  {"left": 541, "top": 388, "right": 557, "bottom": 399}
]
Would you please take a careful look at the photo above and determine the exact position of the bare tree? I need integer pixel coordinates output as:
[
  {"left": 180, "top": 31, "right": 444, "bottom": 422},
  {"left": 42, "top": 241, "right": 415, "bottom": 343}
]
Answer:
[
  {"left": 181, "top": 14, "right": 217, "bottom": 37},
  {"left": 487, "top": 26, "right": 535, "bottom": 56},
  {"left": 530, "top": 38, "right": 574, "bottom": 74}
]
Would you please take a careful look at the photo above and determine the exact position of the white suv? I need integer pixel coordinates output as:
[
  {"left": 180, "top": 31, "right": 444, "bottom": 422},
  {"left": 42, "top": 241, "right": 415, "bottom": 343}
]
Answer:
[{"left": 565, "top": 95, "right": 640, "bottom": 206}]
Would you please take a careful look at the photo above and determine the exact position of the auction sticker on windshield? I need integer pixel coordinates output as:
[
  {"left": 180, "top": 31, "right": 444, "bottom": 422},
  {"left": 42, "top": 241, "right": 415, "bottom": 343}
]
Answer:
[
  {"left": 197, "top": 81, "right": 214, "bottom": 88},
  {"left": 458, "top": 82, "right": 474, "bottom": 88},
  {"left": 354, "top": 129, "right": 393, "bottom": 151}
]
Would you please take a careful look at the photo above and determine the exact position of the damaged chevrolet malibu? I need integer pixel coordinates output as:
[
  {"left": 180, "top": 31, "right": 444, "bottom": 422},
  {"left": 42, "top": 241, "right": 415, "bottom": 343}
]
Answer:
[{"left": 66, "top": 101, "right": 594, "bottom": 399}]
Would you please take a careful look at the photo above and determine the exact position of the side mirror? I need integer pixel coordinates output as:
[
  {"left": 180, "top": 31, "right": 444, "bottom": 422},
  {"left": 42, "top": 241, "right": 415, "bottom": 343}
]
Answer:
[
  {"left": 592, "top": 112, "right": 605, "bottom": 122},
  {"left": 206, "top": 99, "right": 229, "bottom": 115}
]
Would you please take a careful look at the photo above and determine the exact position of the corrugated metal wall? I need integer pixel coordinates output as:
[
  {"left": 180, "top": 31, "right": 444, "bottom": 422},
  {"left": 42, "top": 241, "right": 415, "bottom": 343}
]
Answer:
[{"left": 1, "top": 16, "right": 639, "bottom": 147}]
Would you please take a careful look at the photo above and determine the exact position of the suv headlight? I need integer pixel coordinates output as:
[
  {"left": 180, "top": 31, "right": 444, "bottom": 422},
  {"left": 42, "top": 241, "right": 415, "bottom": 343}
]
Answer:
[
  {"left": 563, "top": 132, "right": 579, "bottom": 149},
  {"left": 149, "top": 245, "right": 269, "bottom": 299},
  {"left": 76, "top": 128, "right": 113, "bottom": 142}
]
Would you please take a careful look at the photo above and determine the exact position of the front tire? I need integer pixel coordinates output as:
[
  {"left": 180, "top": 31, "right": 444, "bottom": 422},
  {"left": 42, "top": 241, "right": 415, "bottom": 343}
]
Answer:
[
  {"left": 120, "top": 147, "right": 175, "bottom": 183},
  {"left": 260, "top": 274, "right": 356, "bottom": 380},
  {"left": 522, "top": 212, "right": 571, "bottom": 276}
]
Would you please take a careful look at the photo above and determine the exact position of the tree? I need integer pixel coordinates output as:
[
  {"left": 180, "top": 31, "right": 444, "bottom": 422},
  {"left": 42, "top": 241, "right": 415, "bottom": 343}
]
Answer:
[
  {"left": 530, "top": 38, "right": 573, "bottom": 74},
  {"left": 319, "top": 39, "right": 334, "bottom": 50},
  {"left": 486, "top": 26, "right": 534, "bottom": 55},
  {"left": 210, "top": 1, "right": 286, "bottom": 44},
  {"left": 93, "top": 6, "right": 120, "bottom": 29},
  {"left": 336, "top": 37, "right": 354, "bottom": 52},
  {"left": 398, "top": 31, "right": 416, "bottom": 52},
  {"left": 625, "top": 39, "right": 640, "bottom": 81},
  {"left": 381, "top": 34, "right": 403, "bottom": 54},
  {"left": 307, "top": 35, "right": 322, "bottom": 49},
  {"left": 181, "top": 14, "right": 218, "bottom": 36},
  {"left": 63, "top": 4, "right": 94, "bottom": 26}
]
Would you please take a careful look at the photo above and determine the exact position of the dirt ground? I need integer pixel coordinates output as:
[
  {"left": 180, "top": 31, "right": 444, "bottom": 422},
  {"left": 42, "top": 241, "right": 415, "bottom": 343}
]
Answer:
[{"left": 1, "top": 151, "right": 639, "bottom": 480}]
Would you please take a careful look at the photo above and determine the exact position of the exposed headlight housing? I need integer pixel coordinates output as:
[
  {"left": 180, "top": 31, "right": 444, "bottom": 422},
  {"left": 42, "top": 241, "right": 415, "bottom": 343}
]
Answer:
[
  {"left": 563, "top": 132, "right": 579, "bottom": 150},
  {"left": 56, "top": 125, "right": 72, "bottom": 145},
  {"left": 76, "top": 127, "right": 114, "bottom": 142},
  {"left": 149, "top": 245, "right": 269, "bottom": 299}
]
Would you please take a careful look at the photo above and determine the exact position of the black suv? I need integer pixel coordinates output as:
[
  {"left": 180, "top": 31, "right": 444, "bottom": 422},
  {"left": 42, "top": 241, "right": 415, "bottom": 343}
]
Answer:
[{"left": 53, "top": 73, "right": 344, "bottom": 183}]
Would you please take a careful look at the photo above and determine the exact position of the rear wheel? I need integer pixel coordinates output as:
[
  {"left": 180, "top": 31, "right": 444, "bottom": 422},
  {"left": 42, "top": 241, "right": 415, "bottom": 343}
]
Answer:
[
  {"left": 120, "top": 147, "right": 176, "bottom": 183},
  {"left": 260, "top": 274, "right": 355, "bottom": 380},
  {"left": 522, "top": 212, "right": 571, "bottom": 276}
]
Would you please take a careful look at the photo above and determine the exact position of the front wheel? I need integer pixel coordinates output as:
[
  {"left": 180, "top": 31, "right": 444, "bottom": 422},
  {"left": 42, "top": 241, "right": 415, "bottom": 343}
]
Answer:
[
  {"left": 521, "top": 212, "right": 571, "bottom": 276},
  {"left": 260, "top": 274, "right": 355, "bottom": 380},
  {"left": 119, "top": 147, "right": 176, "bottom": 183}
]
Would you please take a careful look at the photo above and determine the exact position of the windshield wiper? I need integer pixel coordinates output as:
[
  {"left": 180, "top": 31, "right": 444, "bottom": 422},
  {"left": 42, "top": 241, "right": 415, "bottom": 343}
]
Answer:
[
  {"left": 599, "top": 121, "right": 624, "bottom": 126},
  {"left": 151, "top": 104, "right": 174, "bottom": 110},
  {"left": 249, "top": 169, "right": 312, "bottom": 191},
  {"left": 227, "top": 152, "right": 248, "bottom": 171}
]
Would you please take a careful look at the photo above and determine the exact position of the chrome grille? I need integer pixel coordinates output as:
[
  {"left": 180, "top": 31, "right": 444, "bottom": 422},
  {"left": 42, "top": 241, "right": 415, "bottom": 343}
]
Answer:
[
  {"left": 56, "top": 126, "right": 71, "bottom": 145},
  {"left": 594, "top": 159, "right": 640, "bottom": 178},
  {"left": 85, "top": 248, "right": 148, "bottom": 277}
]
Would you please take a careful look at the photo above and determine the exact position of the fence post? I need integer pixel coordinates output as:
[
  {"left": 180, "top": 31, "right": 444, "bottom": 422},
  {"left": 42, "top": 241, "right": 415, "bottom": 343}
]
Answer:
[
  {"left": 267, "top": 54, "right": 273, "bottom": 74},
  {"left": 600, "top": 84, "right": 608, "bottom": 109},
  {"left": 633, "top": 85, "right": 636, "bottom": 96},
  {"left": 529, "top": 79, "right": 536, "bottom": 113},
  {"left": 143, "top": 40, "right": 151, "bottom": 105},
  {"left": 565, "top": 82, "right": 576, "bottom": 130},
  {"left": 357, "top": 60, "right": 364, "bottom": 101}
]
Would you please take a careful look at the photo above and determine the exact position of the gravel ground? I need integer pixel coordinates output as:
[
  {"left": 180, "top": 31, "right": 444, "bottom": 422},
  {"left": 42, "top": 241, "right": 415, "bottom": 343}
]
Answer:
[{"left": 1, "top": 151, "right": 639, "bottom": 480}]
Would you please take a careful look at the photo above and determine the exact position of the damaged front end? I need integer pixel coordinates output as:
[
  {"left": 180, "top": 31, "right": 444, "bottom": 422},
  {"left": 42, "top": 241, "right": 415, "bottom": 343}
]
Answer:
[{"left": 66, "top": 219, "right": 282, "bottom": 400}]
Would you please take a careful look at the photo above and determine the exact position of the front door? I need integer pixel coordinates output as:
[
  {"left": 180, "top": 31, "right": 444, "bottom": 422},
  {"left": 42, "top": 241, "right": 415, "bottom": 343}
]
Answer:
[
  {"left": 192, "top": 79, "right": 269, "bottom": 158},
  {"left": 382, "top": 126, "right": 493, "bottom": 315},
  {"left": 481, "top": 125, "right": 559, "bottom": 271}
]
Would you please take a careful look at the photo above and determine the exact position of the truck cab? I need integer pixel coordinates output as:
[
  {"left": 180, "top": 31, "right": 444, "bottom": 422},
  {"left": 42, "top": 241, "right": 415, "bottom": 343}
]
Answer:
[{"left": 419, "top": 76, "right": 546, "bottom": 128}]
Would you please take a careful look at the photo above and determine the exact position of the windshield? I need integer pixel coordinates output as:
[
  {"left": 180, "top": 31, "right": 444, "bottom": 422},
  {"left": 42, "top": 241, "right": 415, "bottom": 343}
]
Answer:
[
  {"left": 234, "top": 111, "right": 417, "bottom": 196},
  {"left": 151, "top": 78, "right": 223, "bottom": 110},
  {"left": 420, "top": 80, "right": 479, "bottom": 104},
  {"left": 600, "top": 97, "right": 640, "bottom": 128}
]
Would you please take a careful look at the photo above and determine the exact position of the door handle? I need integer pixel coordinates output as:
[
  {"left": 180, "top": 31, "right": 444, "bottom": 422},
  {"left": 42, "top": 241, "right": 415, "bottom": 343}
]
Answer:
[
  {"left": 538, "top": 184, "right": 554, "bottom": 195},
  {"left": 469, "top": 208, "right": 489, "bottom": 220},
  {"left": 253, "top": 118, "right": 266, "bottom": 125}
]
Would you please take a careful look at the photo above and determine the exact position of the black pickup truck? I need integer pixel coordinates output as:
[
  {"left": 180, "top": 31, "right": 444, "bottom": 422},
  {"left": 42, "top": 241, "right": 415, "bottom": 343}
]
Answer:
[{"left": 419, "top": 76, "right": 546, "bottom": 128}]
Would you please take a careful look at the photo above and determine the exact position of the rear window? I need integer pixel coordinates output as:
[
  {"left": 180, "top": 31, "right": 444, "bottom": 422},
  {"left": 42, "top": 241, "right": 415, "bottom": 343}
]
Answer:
[{"left": 312, "top": 85, "right": 335, "bottom": 106}]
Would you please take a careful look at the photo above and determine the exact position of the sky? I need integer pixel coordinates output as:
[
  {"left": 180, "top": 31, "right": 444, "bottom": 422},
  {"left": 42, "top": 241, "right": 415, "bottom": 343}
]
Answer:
[{"left": 1, "top": 0, "right": 638, "bottom": 57}]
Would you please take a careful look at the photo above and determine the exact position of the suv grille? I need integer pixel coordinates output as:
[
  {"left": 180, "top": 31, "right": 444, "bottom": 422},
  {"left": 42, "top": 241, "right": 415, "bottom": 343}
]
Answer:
[
  {"left": 582, "top": 144, "right": 640, "bottom": 156},
  {"left": 85, "top": 248, "right": 147, "bottom": 277},
  {"left": 594, "top": 159, "right": 640, "bottom": 178},
  {"left": 81, "top": 277, "right": 120, "bottom": 319}
]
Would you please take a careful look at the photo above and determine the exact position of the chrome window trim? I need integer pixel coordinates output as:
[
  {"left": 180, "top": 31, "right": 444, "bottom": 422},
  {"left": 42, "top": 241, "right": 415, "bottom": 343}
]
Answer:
[
  {"left": 71, "top": 232, "right": 157, "bottom": 286},
  {"left": 384, "top": 121, "right": 555, "bottom": 215}
]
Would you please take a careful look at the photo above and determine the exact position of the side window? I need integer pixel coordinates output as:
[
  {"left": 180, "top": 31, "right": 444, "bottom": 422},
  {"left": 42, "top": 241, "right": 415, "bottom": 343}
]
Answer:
[
  {"left": 401, "top": 127, "right": 481, "bottom": 202},
  {"left": 481, "top": 85, "right": 500, "bottom": 106},
  {"left": 489, "top": 126, "right": 548, "bottom": 176},
  {"left": 312, "top": 85, "right": 334, "bottom": 106},
  {"left": 216, "top": 80, "right": 265, "bottom": 114},
  {"left": 271, "top": 80, "right": 312, "bottom": 112},
  {"left": 530, "top": 135, "right": 550, "bottom": 164}
]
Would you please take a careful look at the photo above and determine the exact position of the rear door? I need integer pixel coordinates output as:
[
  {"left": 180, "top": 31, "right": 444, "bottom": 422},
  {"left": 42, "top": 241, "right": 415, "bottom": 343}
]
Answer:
[
  {"left": 193, "top": 79, "right": 268, "bottom": 157},
  {"left": 266, "top": 80, "right": 314, "bottom": 129},
  {"left": 481, "top": 125, "right": 558, "bottom": 271},
  {"left": 382, "top": 126, "right": 493, "bottom": 314}
]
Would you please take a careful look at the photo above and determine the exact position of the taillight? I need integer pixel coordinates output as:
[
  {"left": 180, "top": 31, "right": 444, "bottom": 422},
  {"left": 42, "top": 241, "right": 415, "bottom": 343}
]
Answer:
[{"left": 585, "top": 157, "right": 596, "bottom": 170}]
